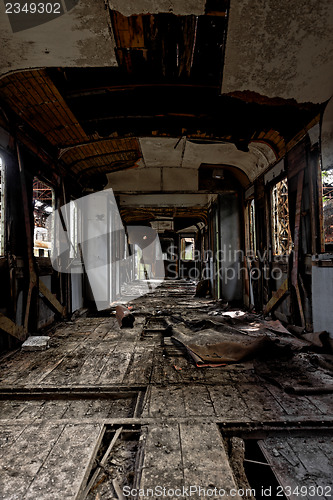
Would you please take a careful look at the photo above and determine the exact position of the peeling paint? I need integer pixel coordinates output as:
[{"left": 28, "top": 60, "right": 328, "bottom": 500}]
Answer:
[
  {"left": 0, "top": 0, "right": 117, "bottom": 76},
  {"left": 222, "top": 0, "right": 333, "bottom": 103},
  {"left": 107, "top": 0, "right": 206, "bottom": 16},
  {"left": 107, "top": 137, "right": 277, "bottom": 192}
]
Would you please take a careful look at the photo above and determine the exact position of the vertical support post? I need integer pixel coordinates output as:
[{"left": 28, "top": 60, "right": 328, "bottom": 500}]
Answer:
[
  {"left": 16, "top": 143, "right": 37, "bottom": 335},
  {"left": 291, "top": 170, "right": 306, "bottom": 328}
]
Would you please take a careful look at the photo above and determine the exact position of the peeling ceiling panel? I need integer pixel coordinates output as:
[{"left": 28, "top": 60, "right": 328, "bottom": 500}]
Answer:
[
  {"left": 139, "top": 137, "right": 185, "bottom": 167},
  {"left": 0, "top": 0, "right": 116, "bottom": 76},
  {"left": 182, "top": 141, "right": 276, "bottom": 180},
  {"left": 107, "top": 167, "right": 162, "bottom": 192},
  {"left": 138, "top": 137, "right": 277, "bottom": 177},
  {"left": 222, "top": 0, "right": 333, "bottom": 103},
  {"left": 108, "top": 0, "right": 206, "bottom": 16}
]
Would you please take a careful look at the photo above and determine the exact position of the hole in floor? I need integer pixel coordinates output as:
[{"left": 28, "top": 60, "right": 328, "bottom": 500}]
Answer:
[
  {"left": 86, "top": 425, "right": 141, "bottom": 500},
  {"left": 243, "top": 440, "right": 287, "bottom": 500}
]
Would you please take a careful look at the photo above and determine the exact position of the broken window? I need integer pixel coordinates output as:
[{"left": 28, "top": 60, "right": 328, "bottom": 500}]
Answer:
[
  {"left": 271, "top": 177, "right": 292, "bottom": 256},
  {"left": 322, "top": 170, "right": 333, "bottom": 245},
  {"left": 33, "top": 178, "right": 54, "bottom": 258},
  {"left": 180, "top": 237, "right": 195, "bottom": 260},
  {"left": 0, "top": 156, "right": 5, "bottom": 256}
]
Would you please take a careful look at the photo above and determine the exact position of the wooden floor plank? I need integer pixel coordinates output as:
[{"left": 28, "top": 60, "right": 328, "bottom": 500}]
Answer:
[
  {"left": 150, "top": 348, "right": 183, "bottom": 385},
  {"left": 0, "top": 400, "right": 29, "bottom": 420},
  {"left": 0, "top": 352, "right": 41, "bottom": 386},
  {"left": 40, "top": 343, "right": 98, "bottom": 386},
  {"left": 265, "top": 384, "right": 321, "bottom": 417},
  {"left": 140, "top": 423, "right": 184, "bottom": 495},
  {"left": 208, "top": 385, "right": 251, "bottom": 421},
  {"left": 180, "top": 422, "right": 241, "bottom": 499},
  {"left": 23, "top": 423, "right": 103, "bottom": 500},
  {"left": 97, "top": 342, "right": 136, "bottom": 385},
  {"left": 0, "top": 422, "right": 65, "bottom": 499},
  {"left": 237, "top": 383, "right": 285, "bottom": 420},
  {"left": 183, "top": 385, "right": 216, "bottom": 417},
  {"left": 148, "top": 386, "right": 186, "bottom": 417},
  {"left": 64, "top": 341, "right": 119, "bottom": 386},
  {"left": 0, "top": 423, "right": 31, "bottom": 458},
  {"left": 122, "top": 345, "right": 154, "bottom": 385},
  {"left": 306, "top": 393, "right": 333, "bottom": 415},
  {"left": 68, "top": 341, "right": 119, "bottom": 386},
  {"left": 288, "top": 436, "right": 333, "bottom": 483},
  {"left": 24, "top": 342, "right": 81, "bottom": 386}
]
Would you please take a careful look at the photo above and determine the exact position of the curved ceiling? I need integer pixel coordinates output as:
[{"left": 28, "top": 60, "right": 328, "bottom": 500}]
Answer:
[{"left": 0, "top": 0, "right": 327, "bottom": 191}]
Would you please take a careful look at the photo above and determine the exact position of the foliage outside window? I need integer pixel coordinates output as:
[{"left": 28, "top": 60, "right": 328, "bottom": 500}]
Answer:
[{"left": 323, "top": 170, "right": 333, "bottom": 245}]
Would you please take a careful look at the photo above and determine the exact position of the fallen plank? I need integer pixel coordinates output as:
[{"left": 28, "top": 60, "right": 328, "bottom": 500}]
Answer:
[{"left": 115, "top": 305, "right": 135, "bottom": 328}]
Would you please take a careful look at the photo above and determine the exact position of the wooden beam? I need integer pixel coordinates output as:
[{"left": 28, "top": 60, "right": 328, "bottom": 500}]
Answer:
[
  {"left": 0, "top": 313, "right": 25, "bottom": 341},
  {"left": 39, "top": 279, "right": 66, "bottom": 317},
  {"left": 263, "top": 278, "right": 289, "bottom": 315},
  {"left": 17, "top": 142, "right": 36, "bottom": 335}
]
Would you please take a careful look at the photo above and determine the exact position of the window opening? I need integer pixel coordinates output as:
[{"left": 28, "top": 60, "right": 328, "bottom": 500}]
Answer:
[
  {"left": 180, "top": 237, "right": 195, "bottom": 260},
  {"left": 33, "top": 178, "right": 54, "bottom": 257},
  {"left": 271, "top": 177, "right": 292, "bottom": 256}
]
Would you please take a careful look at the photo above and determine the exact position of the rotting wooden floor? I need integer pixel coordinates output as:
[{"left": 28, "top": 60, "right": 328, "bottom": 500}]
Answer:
[{"left": 0, "top": 280, "right": 332, "bottom": 500}]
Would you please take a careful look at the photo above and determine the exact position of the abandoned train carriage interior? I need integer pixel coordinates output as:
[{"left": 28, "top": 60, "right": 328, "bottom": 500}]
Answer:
[{"left": 0, "top": 0, "right": 333, "bottom": 498}]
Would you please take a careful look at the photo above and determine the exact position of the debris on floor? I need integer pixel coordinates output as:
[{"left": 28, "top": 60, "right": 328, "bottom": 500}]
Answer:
[
  {"left": 254, "top": 351, "right": 333, "bottom": 393},
  {"left": 21, "top": 336, "right": 50, "bottom": 351},
  {"left": 171, "top": 330, "right": 278, "bottom": 366},
  {"left": 195, "top": 279, "right": 210, "bottom": 297},
  {"left": 86, "top": 427, "right": 139, "bottom": 500},
  {"left": 115, "top": 305, "right": 135, "bottom": 328}
]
